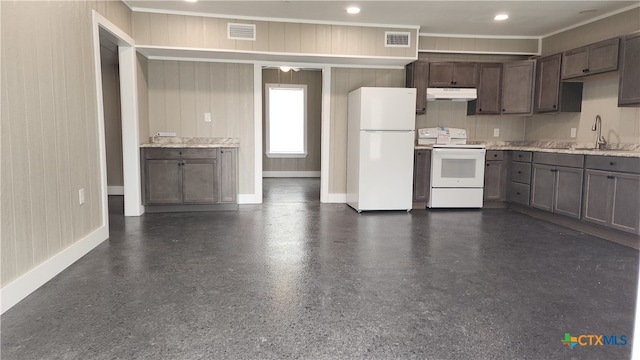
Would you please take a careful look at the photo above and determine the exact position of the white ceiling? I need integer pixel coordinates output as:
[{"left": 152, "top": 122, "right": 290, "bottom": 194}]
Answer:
[{"left": 126, "top": 1, "right": 639, "bottom": 37}]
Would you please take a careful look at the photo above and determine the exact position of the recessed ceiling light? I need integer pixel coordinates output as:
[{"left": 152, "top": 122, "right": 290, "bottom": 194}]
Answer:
[
  {"left": 280, "top": 66, "right": 291, "bottom": 72},
  {"left": 347, "top": 6, "right": 360, "bottom": 15},
  {"left": 494, "top": 14, "right": 509, "bottom": 21}
]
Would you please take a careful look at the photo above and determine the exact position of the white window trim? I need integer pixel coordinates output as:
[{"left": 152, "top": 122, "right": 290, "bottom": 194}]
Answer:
[{"left": 265, "top": 83, "right": 308, "bottom": 159}]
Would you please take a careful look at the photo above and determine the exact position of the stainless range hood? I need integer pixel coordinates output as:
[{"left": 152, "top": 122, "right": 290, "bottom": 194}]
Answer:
[{"left": 427, "top": 87, "right": 477, "bottom": 102}]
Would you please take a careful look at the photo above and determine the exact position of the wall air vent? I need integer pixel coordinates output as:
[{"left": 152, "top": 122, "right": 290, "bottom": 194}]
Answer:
[
  {"left": 385, "top": 31, "right": 410, "bottom": 47},
  {"left": 227, "top": 23, "right": 256, "bottom": 41}
]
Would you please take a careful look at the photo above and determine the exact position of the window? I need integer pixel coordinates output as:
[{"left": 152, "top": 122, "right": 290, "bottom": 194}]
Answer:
[{"left": 265, "top": 83, "right": 307, "bottom": 158}]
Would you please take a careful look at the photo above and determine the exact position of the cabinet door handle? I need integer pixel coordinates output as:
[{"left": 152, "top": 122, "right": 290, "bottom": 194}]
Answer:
[
  {"left": 553, "top": 104, "right": 557, "bottom": 108},
  {"left": 610, "top": 161, "right": 616, "bottom": 166},
  {"left": 486, "top": 163, "right": 490, "bottom": 167},
  {"left": 550, "top": 169, "right": 558, "bottom": 172},
  {"left": 518, "top": 154, "right": 522, "bottom": 158},
  {"left": 516, "top": 192, "right": 521, "bottom": 195},
  {"left": 478, "top": 108, "right": 483, "bottom": 112},
  {"left": 502, "top": 109, "right": 506, "bottom": 112},
  {"left": 179, "top": 151, "right": 182, "bottom": 155},
  {"left": 493, "top": 154, "right": 498, "bottom": 157},
  {"left": 607, "top": 175, "right": 615, "bottom": 179},
  {"left": 517, "top": 171, "right": 522, "bottom": 174}
]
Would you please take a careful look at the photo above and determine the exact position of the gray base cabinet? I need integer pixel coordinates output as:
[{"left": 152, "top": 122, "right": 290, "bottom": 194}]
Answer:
[
  {"left": 413, "top": 149, "right": 431, "bottom": 203},
  {"left": 530, "top": 153, "right": 584, "bottom": 219},
  {"left": 142, "top": 147, "right": 237, "bottom": 210},
  {"left": 507, "top": 151, "right": 532, "bottom": 206},
  {"left": 484, "top": 151, "right": 506, "bottom": 201},
  {"left": 583, "top": 156, "right": 640, "bottom": 234}
]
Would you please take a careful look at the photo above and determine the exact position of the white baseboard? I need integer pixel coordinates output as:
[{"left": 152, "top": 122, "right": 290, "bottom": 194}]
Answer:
[
  {"left": 238, "top": 193, "right": 262, "bottom": 204},
  {"left": 0, "top": 225, "right": 109, "bottom": 314},
  {"left": 323, "top": 193, "right": 347, "bottom": 203},
  {"left": 108, "top": 186, "right": 124, "bottom": 195},
  {"left": 262, "top": 171, "right": 321, "bottom": 178}
]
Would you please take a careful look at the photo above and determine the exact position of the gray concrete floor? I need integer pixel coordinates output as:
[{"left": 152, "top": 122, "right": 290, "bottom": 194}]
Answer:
[{"left": 1, "top": 178, "right": 638, "bottom": 359}]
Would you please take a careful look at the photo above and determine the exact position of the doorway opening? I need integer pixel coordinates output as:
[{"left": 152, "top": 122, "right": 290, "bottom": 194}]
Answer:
[{"left": 261, "top": 67, "right": 322, "bottom": 204}]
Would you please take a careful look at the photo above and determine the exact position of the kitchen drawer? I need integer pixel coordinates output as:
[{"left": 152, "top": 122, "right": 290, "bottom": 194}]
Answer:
[
  {"left": 511, "top": 162, "right": 532, "bottom": 184},
  {"left": 486, "top": 150, "right": 504, "bottom": 161},
  {"left": 533, "top": 152, "right": 584, "bottom": 168},
  {"left": 508, "top": 182, "right": 530, "bottom": 206},
  {"left": 511, "top": 151, "right": 532, "bottom": 163},
  {"left": 144, "top": 148, "right": 218, "bottom": 160},
  {"left": 585, "top": 155, "right": 640, "bottom": 174}
]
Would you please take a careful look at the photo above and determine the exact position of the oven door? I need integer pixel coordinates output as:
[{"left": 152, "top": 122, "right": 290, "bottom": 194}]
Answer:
[{"left": 431, "top": 148, "right": 486, "bottom": 188}]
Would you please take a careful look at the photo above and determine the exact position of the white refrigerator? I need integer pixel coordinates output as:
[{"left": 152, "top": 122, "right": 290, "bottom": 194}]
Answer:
[{"left": 346, "top": 87, "right": 417, "bottom": 212}]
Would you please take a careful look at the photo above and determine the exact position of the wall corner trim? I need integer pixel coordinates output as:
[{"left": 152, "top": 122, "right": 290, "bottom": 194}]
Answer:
[
  {"left": 238, "top": 194, "right": 262, "bottom": 204},
  {"left": 0, "top": 226, "right": 109, "bottom": 314}
]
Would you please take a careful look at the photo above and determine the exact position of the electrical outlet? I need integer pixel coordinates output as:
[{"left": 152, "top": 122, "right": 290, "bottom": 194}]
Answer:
[
  {"left": 493, "top": 128, "right": 500, "bottom": 137},
  {"left": 570, "top": 128, "right": 577, "bottom": 138},
  {"left": 204, "top": 112, "right": 212, "bottom": 123},
  {"left": 79, "top": 189, "right": 85, "bottom": 205}
]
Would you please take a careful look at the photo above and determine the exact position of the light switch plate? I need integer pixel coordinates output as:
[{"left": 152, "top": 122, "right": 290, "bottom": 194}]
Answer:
[
  {"left": 79, "top": 189, "right": 85, "bottom": 205},
  {"left": 570, "top": 128, "right": 577, "bottom": 138},
  {"left": 204, "top": 112, "right": 212, "bottom": 123},
  {"left": 493, "top": 128, "right": 500, "bottom": 137}
]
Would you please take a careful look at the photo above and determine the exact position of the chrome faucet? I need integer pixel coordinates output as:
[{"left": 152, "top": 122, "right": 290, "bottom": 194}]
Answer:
[{"left": 592, "top": 115, "right": 607, "bottom": 150}]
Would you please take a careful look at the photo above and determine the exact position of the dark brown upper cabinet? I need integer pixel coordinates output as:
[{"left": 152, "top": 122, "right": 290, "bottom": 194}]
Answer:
[
  {"left": 618, "top": 31, "right": 640, "bottom": 107},
  {"left": 405, "top": 60, "right": 429, "bottom": 114},
  {"left": 501, "top": 60, "right": 535, "bottom": 115},
  {"left": 562, "top": 37, "right": 620, "bottom": 80},
  {"left": 474, "top": 63, "right": 503, "bottom": 115},
  {"left": 428, "top": 62, "right": 478, "bottom": 87},
  {"left": 534, "top": 54, "right": 582, "bottom": 114}
]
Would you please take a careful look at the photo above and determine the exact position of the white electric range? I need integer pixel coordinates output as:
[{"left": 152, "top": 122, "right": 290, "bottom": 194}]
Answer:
[{"left": 418, "top": 127, "right": 486, "bottom": 208}]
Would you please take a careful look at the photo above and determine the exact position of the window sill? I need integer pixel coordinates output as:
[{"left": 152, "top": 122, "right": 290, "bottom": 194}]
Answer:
[{"left": 266, "top": 152, "right": 308, "bottom": 159}]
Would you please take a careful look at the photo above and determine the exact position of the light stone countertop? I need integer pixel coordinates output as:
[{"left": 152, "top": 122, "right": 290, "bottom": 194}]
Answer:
[
  {"left": 140, "top": 137, "right": 240, "bottom": 148},
  {"left": 415, "top": 141, "right": 640, "bottom": 158}
]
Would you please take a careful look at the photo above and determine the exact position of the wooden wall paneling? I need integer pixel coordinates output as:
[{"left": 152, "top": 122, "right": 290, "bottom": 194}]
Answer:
[
  {"left": 268, "top": 22, "right": 286, "bottom": 53},
  {"left": 163, "top": 61, "right": 182, "bottom": 135},
  {"left": 375, "top": 28, "right": 391, "bottom": 57},
  {"left": 147, "top": 61, "right": 166, "bottom": 135},
  {"left": 137, "top": 54, "right": 150, "bottom": 141},
  {"left": 360, "top": 28, "right": 377, "bottom": 56},
  {"left": 185, "top": 15, "right": 204, "bottom": 48},
  {"left": 179, "top": 61, "right": 197, "bottom": 137},
  {"left": 167, "top": 15, "right": 187, "bottom": 48},
  {"left": 133, "top": 12, "right": 151, "bottom": 45},
  {"left": 316, "top": 24, "right": 332, "bottom": 54},
  {"left": 67, "top": 1, "right": 90, "bottom": 239},
  {"left": 195, "top": 63, "right": 212, "bottom": 137},
  {"left": 203, "top": 17, "right": 221, "bottom": 49},
  {"left": 237, "top": 64, "right": 254, "bottom": 194},
  {"left": 34, "top": 4, "right": 63, "bottom": 259},
  {"left": 210, "top": 64, "right": 227, "bottom": 137},
  {"left": 217, "top": 18, "right": 236, "bottom": 50},
  {"left": 329, "top": 69, "right": 348, "bottom": 193},
  {"left": 285, "top": 23, "right": 302, "bottom": 53},
  {"left": 225, "top": 64, "right": 241, "bottom": 136},
  {"left": 361, "top": 69, "right": 378, "bottom": 87},
  {"left": 331, "top": 25, "right": 349, "bottom": 55},
  {"left": 346, "top": 26, "right": 362, "bottom": 55},
  {"left": 300, "top": 23, "right": 316, "bottom": 54},
  {"left": 542, "top": 8, "right": 640, "bottom": 55},
  {"left": 20, "top": 1, "right": 48, "bottom": 265},
  {"left": 149, "top": 13, "right": 169, "bottom": 46},
  {"left": 252, "top": 21, "right": 270, "bottom": 52},
  {"left": 1, "top": 54, "right": 18, "bottom": 284},
  {"left": 50, "top": 2, "right": 74, "bottom": 249}
]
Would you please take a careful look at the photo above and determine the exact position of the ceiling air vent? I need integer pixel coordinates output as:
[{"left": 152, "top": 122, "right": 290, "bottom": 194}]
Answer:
[
  {"left": 227, "top": 23, "right": 256, "bottom": 41},
  {"left": 385, "top": 31, "right": 410, "bottom": 47}
]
